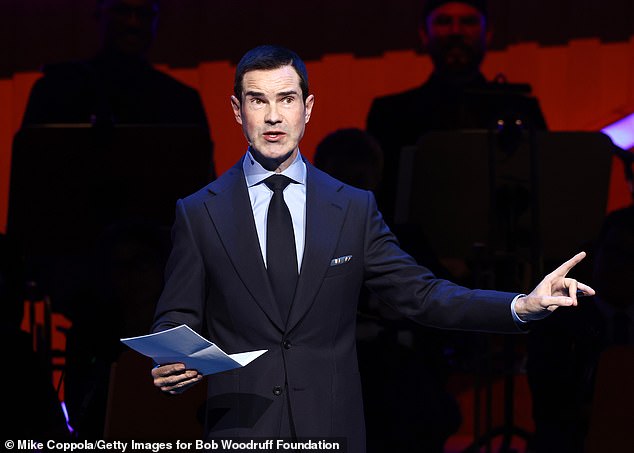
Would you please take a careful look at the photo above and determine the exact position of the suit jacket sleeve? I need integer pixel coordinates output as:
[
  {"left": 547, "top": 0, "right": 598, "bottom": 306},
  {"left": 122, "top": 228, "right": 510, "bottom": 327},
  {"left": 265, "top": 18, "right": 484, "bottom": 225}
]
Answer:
[{"left": 360, "top": 190, "right": 522, "bottom": 333}]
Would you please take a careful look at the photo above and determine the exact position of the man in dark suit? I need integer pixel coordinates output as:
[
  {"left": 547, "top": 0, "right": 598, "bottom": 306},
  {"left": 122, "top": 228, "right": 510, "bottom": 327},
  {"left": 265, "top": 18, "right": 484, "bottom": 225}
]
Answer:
[{"left": 151, "top": 45, "right": 592, "bottom": 453}]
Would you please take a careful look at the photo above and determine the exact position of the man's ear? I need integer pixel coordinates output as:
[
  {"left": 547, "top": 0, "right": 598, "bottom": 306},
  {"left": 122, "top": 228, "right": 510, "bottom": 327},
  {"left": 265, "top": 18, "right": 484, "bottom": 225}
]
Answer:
[
  {"left": 304, "top": 95, "right": 315, "bottom": 124},
  {"left": 231, "top": 95, "right": 242, "bottom": 125}
]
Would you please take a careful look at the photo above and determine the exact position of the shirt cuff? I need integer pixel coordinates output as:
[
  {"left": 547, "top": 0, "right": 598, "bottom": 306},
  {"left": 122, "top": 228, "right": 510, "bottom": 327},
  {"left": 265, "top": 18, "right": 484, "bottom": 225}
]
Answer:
[{"left": 511, "top": 294, "right": 528, "bottom": 324}]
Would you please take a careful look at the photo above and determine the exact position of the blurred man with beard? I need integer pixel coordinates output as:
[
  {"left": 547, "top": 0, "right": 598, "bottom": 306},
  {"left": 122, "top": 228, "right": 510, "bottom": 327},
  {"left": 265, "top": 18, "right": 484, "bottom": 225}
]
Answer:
[
  {"left": 366, "top": 0, "right": 546, "bottom": 224},
  {"left": 364, "top": 4, "right": 548, "bottom": 449}
]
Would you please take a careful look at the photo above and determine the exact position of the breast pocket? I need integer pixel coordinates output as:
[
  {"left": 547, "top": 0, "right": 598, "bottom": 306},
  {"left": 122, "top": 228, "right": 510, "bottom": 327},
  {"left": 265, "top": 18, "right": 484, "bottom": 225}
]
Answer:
[{"left": 324, "top": 255, "right": 354, "bottom": 278}]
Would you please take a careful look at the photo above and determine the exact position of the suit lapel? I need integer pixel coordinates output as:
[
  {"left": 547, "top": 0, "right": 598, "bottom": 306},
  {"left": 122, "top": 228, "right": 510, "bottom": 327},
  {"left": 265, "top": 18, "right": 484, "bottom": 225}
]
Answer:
[
  {"left": 287, "top": 164, "right": 348, "bottom": 332},
  {"left": 203, "top": 161, "right": 285, "bottom": 332}
]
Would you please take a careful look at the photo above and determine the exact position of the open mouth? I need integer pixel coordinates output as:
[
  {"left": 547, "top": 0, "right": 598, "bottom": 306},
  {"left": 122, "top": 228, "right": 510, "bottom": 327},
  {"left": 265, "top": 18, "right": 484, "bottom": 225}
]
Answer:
[{"left": 263, "top": 131, "right": 286, "bottom": 142}]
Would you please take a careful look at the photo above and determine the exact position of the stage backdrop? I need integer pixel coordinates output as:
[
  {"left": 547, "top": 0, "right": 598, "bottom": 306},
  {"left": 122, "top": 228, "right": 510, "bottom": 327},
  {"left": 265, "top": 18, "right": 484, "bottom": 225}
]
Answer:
[{"left": 1, "top": 0, "right": 634, "bottom": 232}]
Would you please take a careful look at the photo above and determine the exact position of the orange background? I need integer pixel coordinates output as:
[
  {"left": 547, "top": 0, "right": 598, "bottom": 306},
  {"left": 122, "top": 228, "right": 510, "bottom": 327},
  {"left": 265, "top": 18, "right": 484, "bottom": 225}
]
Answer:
[{"left": 2, "top": 38, "right": 633, "bottom": 234}]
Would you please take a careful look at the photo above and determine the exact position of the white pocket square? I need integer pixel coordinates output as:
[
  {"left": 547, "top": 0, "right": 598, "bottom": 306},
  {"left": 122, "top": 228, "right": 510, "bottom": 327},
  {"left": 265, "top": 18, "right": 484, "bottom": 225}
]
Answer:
[{"left": 330, "top": 255, "right": 352, "bottom": 266}]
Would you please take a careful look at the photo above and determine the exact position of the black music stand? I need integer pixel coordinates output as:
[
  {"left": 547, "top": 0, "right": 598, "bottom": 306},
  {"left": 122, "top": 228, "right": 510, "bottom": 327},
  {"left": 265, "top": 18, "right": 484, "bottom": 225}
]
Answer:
[
  {"left": 395, "top": 130, "right": 613, "bottom": 269},
  {"left": 7, "top": 123, "right": 213, "bottom": 310},
  {"left": 394, "top": 130, "right": 614, "bottom": 452},
  {"left": 8, "top": 124, "right": 213, "bottom": 251}
]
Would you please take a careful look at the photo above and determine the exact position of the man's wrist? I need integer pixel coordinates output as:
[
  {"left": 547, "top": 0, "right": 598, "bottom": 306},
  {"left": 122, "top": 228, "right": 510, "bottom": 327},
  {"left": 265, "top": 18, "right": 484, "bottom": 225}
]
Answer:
[{"left": 511, "top": 294, "right": 528, "bottom": 324}]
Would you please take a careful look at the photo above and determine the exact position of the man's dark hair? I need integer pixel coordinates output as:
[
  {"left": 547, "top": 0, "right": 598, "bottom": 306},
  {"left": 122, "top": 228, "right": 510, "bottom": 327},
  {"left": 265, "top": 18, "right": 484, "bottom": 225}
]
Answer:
[
  {"left": 419, "top": 0, "right": 488, "bottom": 28},
  {"left": 234, "top": 45, "right": 310, "bottom": 102},
  {"left": 315, "top": 128, "right": 383, "bottom": 171},
  {"left": 96, "top": 0, "right": 160, "bottom": 5},
  {"left": 314, "top": 128, "right": 384, "bottom": 192}
]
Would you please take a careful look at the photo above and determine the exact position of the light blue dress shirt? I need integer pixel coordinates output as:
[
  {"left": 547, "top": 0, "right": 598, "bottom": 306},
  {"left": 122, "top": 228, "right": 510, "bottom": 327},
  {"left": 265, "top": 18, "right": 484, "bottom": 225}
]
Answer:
[{"left": 243, "top": 150, "right": 306, "bottom": 272}]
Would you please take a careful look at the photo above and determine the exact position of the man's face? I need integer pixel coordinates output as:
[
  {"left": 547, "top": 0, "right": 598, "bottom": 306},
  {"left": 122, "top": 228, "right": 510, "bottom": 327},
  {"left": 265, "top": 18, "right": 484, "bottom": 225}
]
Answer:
[
  {"left": 97, "top": 0, "right": 159, "bottom": 57},
  {"left": 231, "top": 65, "right": 314, "bottom": 172},
  {"left": 420, "top": 1, "right": 490, "bottom": 77}
]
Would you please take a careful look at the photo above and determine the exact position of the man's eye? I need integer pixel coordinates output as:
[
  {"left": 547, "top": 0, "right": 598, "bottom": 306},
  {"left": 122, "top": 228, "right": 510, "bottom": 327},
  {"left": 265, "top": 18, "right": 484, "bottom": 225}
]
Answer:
[
  {"left": 282, "top": 97, "right": 294, "bottom": 104},
  {"left": 460, "top": 16, "right": 481, "bottom": 26},
  {"left": 433, "top": 15, "right": 453, "bottom": 26},
  {"left": 251, "top": 98, "right": 263, "bottom": 105}
]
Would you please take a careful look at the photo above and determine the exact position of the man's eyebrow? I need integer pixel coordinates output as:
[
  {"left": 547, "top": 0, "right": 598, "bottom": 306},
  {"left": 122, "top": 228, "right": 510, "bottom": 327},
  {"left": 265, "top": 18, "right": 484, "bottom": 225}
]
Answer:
[
  {"left": 244, "top": 90, "right": 300, "bottom": 98},
  {"left": 278, "top": 90, "right": 299, "bottom": 97}
]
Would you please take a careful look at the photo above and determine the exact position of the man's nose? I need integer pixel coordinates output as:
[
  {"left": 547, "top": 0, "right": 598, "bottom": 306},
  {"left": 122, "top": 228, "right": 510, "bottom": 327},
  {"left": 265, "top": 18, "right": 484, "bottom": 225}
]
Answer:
[
  {"left": 124, "top": 11, "right": 144, "bottom": 27},
  {"left": 265, "top": 104, "right": 282, "bottom": 124},
  {"left": 449, "top": 19, "right": 465, "bottom": 35}
]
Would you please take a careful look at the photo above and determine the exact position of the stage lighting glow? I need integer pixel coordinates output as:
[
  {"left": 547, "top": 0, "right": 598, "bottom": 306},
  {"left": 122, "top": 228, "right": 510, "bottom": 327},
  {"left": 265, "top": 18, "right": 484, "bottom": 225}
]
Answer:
[
  {"left": 60, "top": 401, "right": 74, "bottom": 434},
  {"left": 601, "top": 113, "right": 634, "bottom": 150}
]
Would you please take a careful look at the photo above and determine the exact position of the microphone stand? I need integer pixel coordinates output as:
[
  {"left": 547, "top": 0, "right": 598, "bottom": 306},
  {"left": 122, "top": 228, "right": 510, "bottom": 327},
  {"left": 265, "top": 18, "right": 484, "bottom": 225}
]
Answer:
[{"left": 464, "top": 117, "right": 540, "bottom": 453}]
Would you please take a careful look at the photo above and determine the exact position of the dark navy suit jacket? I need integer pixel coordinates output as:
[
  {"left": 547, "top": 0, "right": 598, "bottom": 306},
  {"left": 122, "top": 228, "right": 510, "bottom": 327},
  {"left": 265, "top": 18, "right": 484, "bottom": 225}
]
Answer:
[{"left": 152, "top": 158, "right": 521, "bottom": 452}]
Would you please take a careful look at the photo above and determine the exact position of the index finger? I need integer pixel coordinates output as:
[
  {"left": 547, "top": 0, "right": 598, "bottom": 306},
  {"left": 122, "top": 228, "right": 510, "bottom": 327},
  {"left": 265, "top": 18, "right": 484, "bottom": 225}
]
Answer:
[{"left": 549, "top": 251, "right": 587, "bottom": 278}]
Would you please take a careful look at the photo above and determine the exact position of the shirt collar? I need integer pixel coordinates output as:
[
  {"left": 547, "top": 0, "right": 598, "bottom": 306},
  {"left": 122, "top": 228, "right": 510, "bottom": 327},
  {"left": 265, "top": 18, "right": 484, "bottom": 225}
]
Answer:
[{"left": 243, "top": 149, "right": 306, "bottom": 187}]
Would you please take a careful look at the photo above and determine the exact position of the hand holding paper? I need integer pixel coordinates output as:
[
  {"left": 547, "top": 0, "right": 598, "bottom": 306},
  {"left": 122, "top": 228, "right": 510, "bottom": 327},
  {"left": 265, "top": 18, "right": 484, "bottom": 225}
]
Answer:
[{"left": 121, "top": 324, "right": 267, "bottom": 376}]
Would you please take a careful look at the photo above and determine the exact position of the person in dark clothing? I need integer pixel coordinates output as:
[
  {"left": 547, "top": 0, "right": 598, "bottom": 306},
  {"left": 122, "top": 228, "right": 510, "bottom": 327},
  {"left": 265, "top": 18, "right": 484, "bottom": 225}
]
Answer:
[
  {"left": 314, "top": 128, "right": 384, "bottom": 193},
  {"left": 22, "top": 0, "right": 213, "bottom": 143},
  {"left": 366, "top": 0, "right": 546, "bottom": 224},
  {"left": 10, "top": 0, "right": 214, "bottom": 439},
  {"left": 365, "top": 4, "right": 549, "bottom": 449},
  {"left": 22, "top": 53, "right": 211, "bottom": 129}
]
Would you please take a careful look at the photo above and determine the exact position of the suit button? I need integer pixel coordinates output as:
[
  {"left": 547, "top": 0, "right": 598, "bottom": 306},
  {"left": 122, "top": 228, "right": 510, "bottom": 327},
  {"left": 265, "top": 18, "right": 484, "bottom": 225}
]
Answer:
[
  {"left": 283, "top": 340, "right": 292, "bottom": 349},
  {"left": 273, "top": 386, "right": 283, "bottom": 396}
]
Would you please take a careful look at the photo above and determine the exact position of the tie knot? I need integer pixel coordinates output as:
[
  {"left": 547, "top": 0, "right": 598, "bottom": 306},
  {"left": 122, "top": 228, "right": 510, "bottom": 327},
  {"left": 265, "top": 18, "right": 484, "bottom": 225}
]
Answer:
[{"left": 264, "top": 174, "right": 293, "bottom": 192}]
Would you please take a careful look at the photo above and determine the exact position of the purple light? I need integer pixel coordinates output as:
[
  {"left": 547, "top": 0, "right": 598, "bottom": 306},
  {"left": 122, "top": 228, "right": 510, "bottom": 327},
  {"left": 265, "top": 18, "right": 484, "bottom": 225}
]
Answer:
[
  {"left": 601, "top": 113, "right": 634, "bottom": 150},
  {"left": 60, "top": 401, "right": 74, "bottom": 434}
]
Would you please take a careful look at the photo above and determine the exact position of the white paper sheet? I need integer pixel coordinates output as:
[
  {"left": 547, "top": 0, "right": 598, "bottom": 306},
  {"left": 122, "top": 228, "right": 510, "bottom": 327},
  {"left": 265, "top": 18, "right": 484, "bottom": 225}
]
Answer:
[{"left": 121, "top": 324, "right": 267, "bottom": 376}]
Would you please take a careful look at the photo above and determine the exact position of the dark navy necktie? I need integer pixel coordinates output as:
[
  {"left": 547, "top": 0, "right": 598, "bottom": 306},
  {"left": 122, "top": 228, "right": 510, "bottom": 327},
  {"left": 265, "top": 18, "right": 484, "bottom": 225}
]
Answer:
[{"left": 264, "top": 174, "right": 298, "bottom": 321}]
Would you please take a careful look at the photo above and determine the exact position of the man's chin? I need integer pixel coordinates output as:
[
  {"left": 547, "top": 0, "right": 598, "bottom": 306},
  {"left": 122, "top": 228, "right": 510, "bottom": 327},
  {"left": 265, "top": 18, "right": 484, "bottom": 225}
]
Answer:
[
  {"left": 249, "top": 146, "right": 295, "bottom": 171},
  {"left": 437, "top": 62, "right": 481, "bottom": 81}
]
